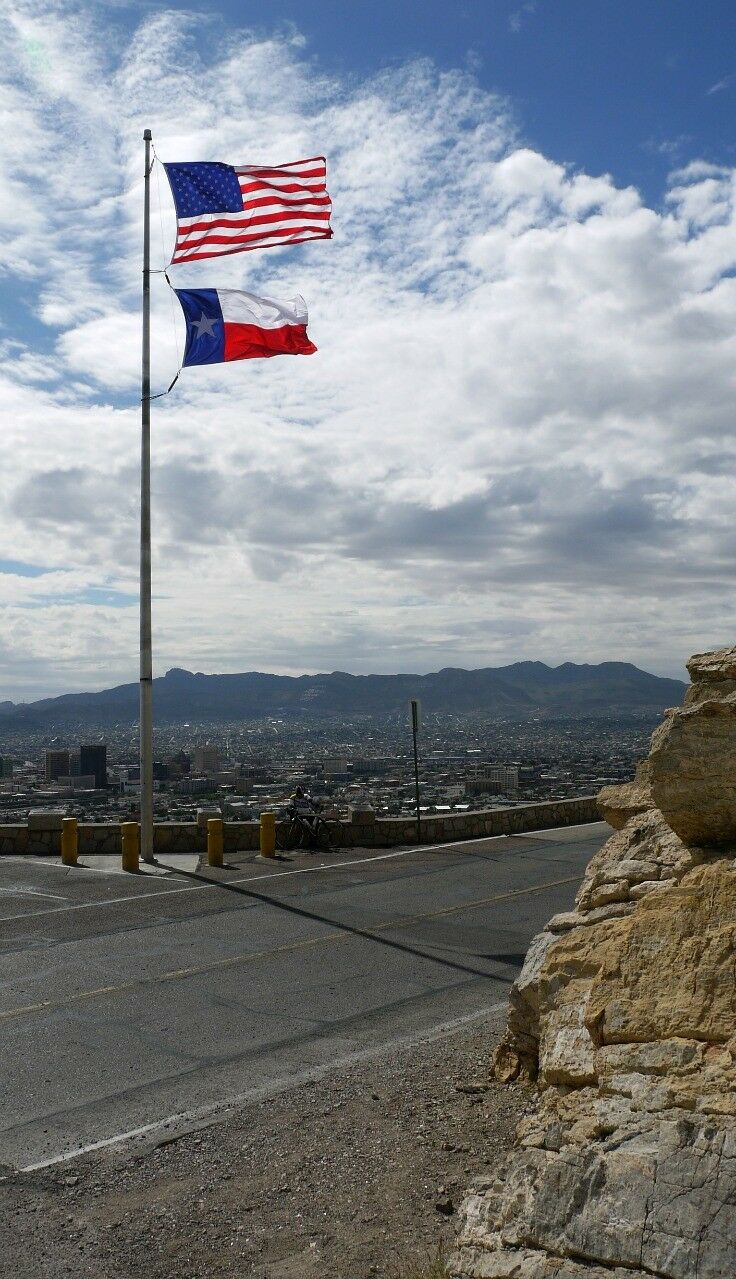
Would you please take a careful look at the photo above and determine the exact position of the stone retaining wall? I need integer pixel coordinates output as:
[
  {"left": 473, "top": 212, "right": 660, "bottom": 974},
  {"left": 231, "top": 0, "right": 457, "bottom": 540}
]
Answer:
[
  {"left": 0, "top": 797, "right": 598, "bottom": 856},
  {"left": 335, "top": 796, "right": 599, "bottom": 847}
]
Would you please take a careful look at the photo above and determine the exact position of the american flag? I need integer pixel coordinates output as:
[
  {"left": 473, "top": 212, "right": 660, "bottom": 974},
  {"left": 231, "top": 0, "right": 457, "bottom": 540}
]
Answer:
[{"left": 164, "top": 156, "right": 332, "bottom": 264}]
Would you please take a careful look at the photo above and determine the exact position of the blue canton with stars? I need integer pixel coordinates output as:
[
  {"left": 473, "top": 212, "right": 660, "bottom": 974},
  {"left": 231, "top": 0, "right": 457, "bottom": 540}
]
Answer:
[
  {"left": 175, "top": 289, "right": 226, "bottom": 366},
  {"left": 164, "top": 162, "right": 243, "bottom": 218}
]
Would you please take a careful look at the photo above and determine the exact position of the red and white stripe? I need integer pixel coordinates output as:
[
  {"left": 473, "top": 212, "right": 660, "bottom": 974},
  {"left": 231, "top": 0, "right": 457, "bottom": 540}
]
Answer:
[
  {"left": 218, "top": 289, "right": 317, "bottom": 361},
  {"left": 171, "top": 157, "right": 332, "bottom": 264}
]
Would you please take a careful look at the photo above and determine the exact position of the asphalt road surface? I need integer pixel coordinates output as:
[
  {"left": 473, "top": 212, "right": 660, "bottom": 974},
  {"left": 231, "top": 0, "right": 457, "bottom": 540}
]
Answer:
[{"left": 0, "top": 822, "right": 608, "bottom": 1170}]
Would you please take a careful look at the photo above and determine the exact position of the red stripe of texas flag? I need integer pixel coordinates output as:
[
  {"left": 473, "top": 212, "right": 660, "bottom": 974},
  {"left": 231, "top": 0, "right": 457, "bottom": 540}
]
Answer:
[{"left": 223, "top": 322, "right": 316, "bottom": 361}]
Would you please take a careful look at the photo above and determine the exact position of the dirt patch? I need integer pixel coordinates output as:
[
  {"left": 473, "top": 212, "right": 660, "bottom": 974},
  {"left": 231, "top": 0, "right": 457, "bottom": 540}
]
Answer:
[{"left": 2, "top": 1015, "right": 528, "bottom": 1279}]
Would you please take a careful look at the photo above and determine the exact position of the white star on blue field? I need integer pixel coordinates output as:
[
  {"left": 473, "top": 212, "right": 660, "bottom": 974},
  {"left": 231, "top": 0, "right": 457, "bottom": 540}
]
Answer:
[
  {"left": 165, "top": 162, "right": 244, "bottom": 217},
  {"left": 192, "top": 312, "right": 218, "bottom": 339}
]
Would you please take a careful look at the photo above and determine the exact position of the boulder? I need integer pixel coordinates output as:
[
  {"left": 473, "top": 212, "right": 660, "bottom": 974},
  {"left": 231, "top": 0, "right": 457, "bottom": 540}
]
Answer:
[
  {"left": 585, "top": 862, "right": 736, "bottom": 1048},
  {"left": 574, "top": 807, "right": 697, "bottom": 910},
  {"left": 493, "top": 929, "right": 557, "bottom": 1082},
  {"left": 492, "top": 806, "right": 699, "bottom": 1083},
  {"left": 453, "top": 647, "right": 736, "bottom": 1279},
  {"left": 453, "top": 1116, "right": 736, "bottom": 1279},
  {"left": 684, "top": 643, "right": 736, "bottom": 705},
  {"left": 455, "top": 862, "right": 736, "bottom": 1279},
  {"left": 650, "top": 694, "right": 736, "bottom": 845},
  {"left": 596, "top": 760, "right": 653, "bottom": 829}
]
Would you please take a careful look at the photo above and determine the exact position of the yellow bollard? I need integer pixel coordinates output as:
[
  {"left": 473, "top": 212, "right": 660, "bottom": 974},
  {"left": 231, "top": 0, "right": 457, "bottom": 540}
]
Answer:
[
  {"left": 207, "top": 817, "right": 224, "bottom": 868},
  {"left": 61, "top": 817, "right": 78, "bottom": 867},
  {"left": 260, "top": 811, "right": 276, "bottom": 858},
  {"left": 121, "top": 822, "right": 139, "bottom": 873}
]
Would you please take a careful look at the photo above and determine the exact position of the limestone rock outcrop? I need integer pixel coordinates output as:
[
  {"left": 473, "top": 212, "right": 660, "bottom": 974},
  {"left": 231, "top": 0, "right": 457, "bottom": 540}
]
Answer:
[
  {"left": 647, "top": 644, "right": 736, "bottom": 846},
  {"left": 596, "top": 759, "right": 653, "bottom": 830},
  {"left": 650, "top": 706, "right": 736, "bottom": 847},
  {"left": 451, "top": 647, "right": 736, "bottom": 1279},
  {"left": 684, "top": 644, "right": 736, "bottom": 703}
]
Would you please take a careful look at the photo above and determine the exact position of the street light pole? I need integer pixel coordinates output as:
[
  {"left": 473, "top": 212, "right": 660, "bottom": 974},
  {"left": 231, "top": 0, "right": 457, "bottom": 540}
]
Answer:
[{"left": 410, "top": 698, "right": 421, "bottom": 845}]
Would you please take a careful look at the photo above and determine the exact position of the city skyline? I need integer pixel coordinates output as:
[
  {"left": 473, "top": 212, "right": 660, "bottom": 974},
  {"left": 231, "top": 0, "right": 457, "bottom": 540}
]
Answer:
[{"left": 1, "top": 2, "right": 735, "bottom": 698}]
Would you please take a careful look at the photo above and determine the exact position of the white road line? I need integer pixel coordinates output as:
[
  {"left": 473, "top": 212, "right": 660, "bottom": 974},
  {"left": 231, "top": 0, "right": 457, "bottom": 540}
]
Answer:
[
  {"left": 0, "top": 842, "right": 503, "bottom": 921},
  {"left": 18, "top": 998, "right": 509, "bottom": 1172},
  {"left": 0, "top": 824, "right": 600, "bottom": 924},
  {"left": 0, "top": 886, "right": 69, "bottom": 901},
  {"left": 0, "top": 879, "right": 197, "bottom": 923},
  {"left": 1, "top": 857, "right": 173, "bottom": 879}
]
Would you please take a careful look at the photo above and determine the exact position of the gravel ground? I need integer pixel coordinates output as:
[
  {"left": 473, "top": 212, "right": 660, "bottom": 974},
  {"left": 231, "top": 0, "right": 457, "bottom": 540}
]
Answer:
[{"left": 2, "top": 1011, "right": 529, "bottom": 1279}]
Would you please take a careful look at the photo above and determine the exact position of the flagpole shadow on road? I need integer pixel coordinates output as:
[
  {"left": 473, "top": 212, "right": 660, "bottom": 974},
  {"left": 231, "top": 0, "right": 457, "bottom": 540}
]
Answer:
[{"left": 154, "top": 861, "right": 514, "bottom": 985}]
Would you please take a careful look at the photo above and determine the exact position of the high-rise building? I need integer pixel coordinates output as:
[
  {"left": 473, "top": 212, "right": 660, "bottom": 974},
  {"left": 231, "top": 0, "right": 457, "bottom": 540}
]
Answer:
[
  {"left": 193, "top": 745, "right": 220, "bottom": 774},
  {"left": 178, "top": 776, "right": 210, "bottom": 794},
  {"left": 167, "top": 751, "right": 191, "bottom": 777},
  {"left": 80, "top": 742, "right": 107, "bottom": 788},
  {"left": 57, "top": 775, "right": 97, "bottom": 792},
  {"left": 321, "top": 755, "right": 349, "bottom": 775},
  {"left": 0, "top": 756, "right": 13, "bottom": 779},
  {"left": 464, "top": 763, "right": 519, "bottom": 795},
  {"left": 45, "top": 749, "right": 70, "bottom": 782}
]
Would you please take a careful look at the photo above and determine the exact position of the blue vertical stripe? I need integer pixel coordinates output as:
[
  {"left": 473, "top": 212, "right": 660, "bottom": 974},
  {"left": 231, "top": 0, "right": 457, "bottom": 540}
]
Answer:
[{"left": 175, "top": 289, "right": 226, "bottom": 366}]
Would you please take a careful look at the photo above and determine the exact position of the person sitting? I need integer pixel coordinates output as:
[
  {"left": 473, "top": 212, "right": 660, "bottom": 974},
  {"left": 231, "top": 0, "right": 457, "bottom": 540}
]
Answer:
[
  {"left": 288, "top": 785, "right": 317, "bottom": 821},
  {"left": 284, "top": 786, "right": 328, "bottom": 849}
]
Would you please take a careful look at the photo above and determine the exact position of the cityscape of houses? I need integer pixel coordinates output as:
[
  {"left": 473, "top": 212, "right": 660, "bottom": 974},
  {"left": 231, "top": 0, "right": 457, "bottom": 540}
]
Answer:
[{"left": 0, "top": 710, "right": 653, "bottom": 825}]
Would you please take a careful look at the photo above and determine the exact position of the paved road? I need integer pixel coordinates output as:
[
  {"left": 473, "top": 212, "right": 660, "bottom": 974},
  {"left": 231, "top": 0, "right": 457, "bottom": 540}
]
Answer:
[{"left": 0, "top": 822, "right": 608, "bottom": 1170}]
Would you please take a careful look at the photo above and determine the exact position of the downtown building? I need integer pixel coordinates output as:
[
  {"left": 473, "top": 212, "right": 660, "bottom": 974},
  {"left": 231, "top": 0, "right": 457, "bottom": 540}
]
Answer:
[{"left": 80, "top": 743, "right": 107, "bottom": 789}]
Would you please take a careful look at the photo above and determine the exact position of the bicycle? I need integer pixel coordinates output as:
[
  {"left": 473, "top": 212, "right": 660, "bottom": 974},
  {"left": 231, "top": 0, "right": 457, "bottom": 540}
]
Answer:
[{"left": 276, "top": 805, "right": 332, "bottom": 852}]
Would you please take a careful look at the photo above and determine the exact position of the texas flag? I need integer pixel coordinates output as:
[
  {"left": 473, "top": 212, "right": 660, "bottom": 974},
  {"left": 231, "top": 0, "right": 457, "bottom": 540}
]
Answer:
[{"left": 175, "top": 288, "right": 317, "bottom": 366}]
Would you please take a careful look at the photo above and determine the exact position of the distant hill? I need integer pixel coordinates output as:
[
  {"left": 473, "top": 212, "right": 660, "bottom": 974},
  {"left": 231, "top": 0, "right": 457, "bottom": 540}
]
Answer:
[{"left": 0, "top": 661, "right": 686, "bottom": 729}]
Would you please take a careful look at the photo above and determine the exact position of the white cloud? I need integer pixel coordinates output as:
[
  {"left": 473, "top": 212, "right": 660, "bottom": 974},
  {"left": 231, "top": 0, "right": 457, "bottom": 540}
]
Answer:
[
  {"left": 0, "top": 2, "right": 735, "bottom": 698},
  {"left": 707, "top": 75, "right": 733, "bottom": 96},
  {"left": 509, "top": 2, "right": 537, "bottom": 35}
]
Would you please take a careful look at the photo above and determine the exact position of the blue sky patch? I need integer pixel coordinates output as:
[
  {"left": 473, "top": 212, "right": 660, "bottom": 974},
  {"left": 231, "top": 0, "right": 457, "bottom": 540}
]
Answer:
[{"left": 0, "top": 559, "right": 57, "bottom": 578}]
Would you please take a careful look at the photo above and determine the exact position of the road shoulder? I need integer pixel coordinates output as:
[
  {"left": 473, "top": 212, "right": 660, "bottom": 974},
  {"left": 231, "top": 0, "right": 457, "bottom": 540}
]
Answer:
[{"left": 3, "top": 1007, "right": 528, "bottom": 1279}]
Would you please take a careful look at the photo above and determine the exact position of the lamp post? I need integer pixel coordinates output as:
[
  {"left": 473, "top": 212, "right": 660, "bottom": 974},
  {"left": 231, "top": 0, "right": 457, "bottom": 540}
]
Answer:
[{"left": 410, "top": 698, "right": 421, "bottom": 845}]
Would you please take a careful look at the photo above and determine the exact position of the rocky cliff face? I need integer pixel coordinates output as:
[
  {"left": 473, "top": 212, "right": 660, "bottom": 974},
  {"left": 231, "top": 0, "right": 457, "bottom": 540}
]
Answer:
[{"left": 451, "top": 646, "right": 736, "bottom": 1279}]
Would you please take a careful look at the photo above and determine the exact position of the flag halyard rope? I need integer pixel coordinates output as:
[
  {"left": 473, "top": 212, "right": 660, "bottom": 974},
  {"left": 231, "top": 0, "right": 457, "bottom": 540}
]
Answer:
[{"left": 135, "top": 146, "right": 183, "bottom": 400}]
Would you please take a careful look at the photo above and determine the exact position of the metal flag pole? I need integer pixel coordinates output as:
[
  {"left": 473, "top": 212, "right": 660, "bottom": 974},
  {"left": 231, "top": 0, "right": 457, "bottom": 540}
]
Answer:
[{"left": 140, "top": 127, "right": 154, "bottom": 862}]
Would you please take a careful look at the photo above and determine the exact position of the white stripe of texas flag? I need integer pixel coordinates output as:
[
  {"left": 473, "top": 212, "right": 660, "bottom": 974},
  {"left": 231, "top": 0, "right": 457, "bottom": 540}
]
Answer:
[{"left": 217, "top": 288, "right": 309, "bottom": 329}]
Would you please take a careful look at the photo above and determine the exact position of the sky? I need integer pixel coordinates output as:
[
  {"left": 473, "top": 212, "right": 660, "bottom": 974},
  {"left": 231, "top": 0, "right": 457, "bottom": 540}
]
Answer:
[{"left": 1, "top": 1, "right": 735, "bottom": 699}]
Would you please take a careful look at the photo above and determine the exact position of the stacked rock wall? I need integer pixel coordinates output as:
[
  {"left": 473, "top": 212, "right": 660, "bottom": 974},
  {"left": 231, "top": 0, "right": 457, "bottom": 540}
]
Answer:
[
  {"left": 452, "top": 647, "right": 736, "bottom": 1279},
  {"left": 0, "top": 796, "right": 599, "bottom": 856}
]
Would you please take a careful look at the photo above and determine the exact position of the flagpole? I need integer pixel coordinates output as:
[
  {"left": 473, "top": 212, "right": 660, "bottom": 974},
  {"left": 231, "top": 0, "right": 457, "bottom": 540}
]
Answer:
[{"left": 140, "top": 127, "right": 154, "bottom": 862}]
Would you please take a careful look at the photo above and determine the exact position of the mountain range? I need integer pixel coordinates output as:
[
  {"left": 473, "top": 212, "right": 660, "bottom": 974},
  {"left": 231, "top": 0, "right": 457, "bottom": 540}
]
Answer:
[{"left": 0, "top": 661, "right": 686, "bottom": 729}]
